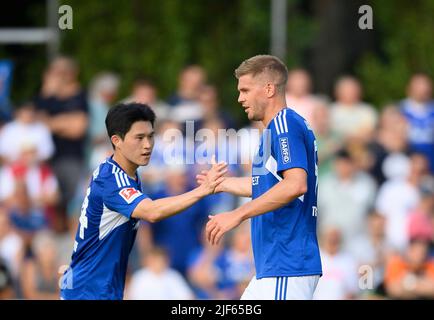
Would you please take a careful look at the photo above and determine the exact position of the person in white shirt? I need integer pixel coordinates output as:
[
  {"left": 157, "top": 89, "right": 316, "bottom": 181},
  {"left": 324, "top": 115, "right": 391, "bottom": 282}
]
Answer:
[
  {"left": 285, "top": 68, "right": 318, "bottom": 128},
  {"left": 318, "top": 149, "right": 377, "bottom": 247},
  {"left": 313, "top": 227, "right": 359, "bottom": 300},
  {"left": 0, "top": 102, "right": 54, "bottom": 164},
  {"left": 126, "top": 247, "right": 194, "bottom": 300},
  {"left": 349, "top": 210, "right": 395, "bottom": 293},
  {"left": 330, "top": 76, "right": 378, "bottom": 143},
  {"left": 376, "top": 153, "right": 429, "bottom": 251}
]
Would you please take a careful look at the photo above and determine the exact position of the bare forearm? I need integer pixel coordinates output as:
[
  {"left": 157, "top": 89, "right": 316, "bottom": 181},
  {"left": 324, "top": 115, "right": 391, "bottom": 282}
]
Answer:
[
  {"left": 415, "top": 279, "right": 434, "bottom": 297},
  {"left": 49, "top": 113, "right": 88, "bottom": 138},
  {"left": 220, "top": 177, "right": 252, "bottom": 197},
  {"left": 386, "top": 282, "right": 418, "bottom": 299},
  {"left": 233, "top": 179, "right": 306, "bottom": 222},
  {"left": 133, "top": 187, "right": 207, "bottom": 222}
]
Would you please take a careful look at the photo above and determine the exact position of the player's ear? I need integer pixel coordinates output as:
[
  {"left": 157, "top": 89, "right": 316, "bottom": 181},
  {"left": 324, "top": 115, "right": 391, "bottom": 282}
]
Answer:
[
  {"left": 111, "top": 135, "right": 122, "bottom": 149},
  {"left": 265, "top": 82, "right": 275, "bottom": 98}
]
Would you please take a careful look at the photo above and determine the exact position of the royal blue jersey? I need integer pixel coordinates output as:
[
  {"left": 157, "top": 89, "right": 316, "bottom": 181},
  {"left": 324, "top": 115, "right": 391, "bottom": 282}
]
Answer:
[
  {"left": 60, "top": 157, "right": 148, "bottom": 300},
  {"left": 400, "top": 99, "right": 434, "bottom": 172},
  {"left": 251, "top": 108, "right": 322, "bottom": 278}
]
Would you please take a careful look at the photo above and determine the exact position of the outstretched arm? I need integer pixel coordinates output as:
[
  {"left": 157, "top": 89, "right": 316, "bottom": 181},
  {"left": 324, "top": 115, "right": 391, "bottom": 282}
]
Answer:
[
  {"left": 196, "top": 174, "right": 252, "bottom": 197},
  {"left": 132, "top": 160, "right": 227, "bottom": 222},
  {"left": 206, "top": 168, "right": 307, "bottom": 245}
]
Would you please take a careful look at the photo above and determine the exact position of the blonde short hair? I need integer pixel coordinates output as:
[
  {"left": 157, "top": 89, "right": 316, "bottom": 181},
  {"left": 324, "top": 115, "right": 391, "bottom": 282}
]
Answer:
[{"left": 235, "top": 55, "right": 288, "bottom": 93}]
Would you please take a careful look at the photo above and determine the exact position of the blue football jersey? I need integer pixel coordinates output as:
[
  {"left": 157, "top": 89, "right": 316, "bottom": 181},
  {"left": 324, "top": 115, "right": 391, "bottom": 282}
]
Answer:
[
  {"left": 251, "top": 108, "right": 322, "bottom": 278},
  {"left": 60, "top": 156, "right": 148, "bottom": 300},
  {"left": 400, "top": 99, "right": 434, "bottom": 172}
]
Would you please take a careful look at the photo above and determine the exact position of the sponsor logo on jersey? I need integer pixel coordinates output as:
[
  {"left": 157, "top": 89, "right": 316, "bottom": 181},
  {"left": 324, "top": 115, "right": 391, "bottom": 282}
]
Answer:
[
  {"left": 279, "top": 137, "right": 291, "bottom": 164},
  {"left": 119, "top": 188, "right": 142, "bottom": 204}
]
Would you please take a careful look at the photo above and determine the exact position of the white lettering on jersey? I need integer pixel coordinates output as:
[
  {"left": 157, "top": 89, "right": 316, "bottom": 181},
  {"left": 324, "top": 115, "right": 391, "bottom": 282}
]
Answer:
[
  {"left": 79, "top": 187, "right": 91, "bottom": 240},
  {"left": 279, "top": 137, "right": 291, "bottom": 164},
  {"left": 252, "top": 176, "right": 260, "bottom": 186}
]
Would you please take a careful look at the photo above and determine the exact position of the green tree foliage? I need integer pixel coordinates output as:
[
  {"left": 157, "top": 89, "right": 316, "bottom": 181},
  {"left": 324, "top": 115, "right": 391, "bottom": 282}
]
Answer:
[
  {"left": 59, "top": 0, "right": 312, "bottom": 125},
  {"left": 356, "top": 0, "right": 434, "bottom": 107},
  {"left": 3, "top": 0, "right": 313, "bottom": 125}
]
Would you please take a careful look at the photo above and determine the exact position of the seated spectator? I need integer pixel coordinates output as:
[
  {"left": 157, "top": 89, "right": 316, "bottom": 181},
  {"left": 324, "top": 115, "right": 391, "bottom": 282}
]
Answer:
[
  {"left": 330, "top": 76, "right": 378, "bottom": 143},
  {"left": 0, "top": 145, "right": 59, "bottom": 229},
  {"left": 187, "top": 230, "right": 237, "bottom": 300},
  {"left": 167, "top": 65, "right": 207, "bottom": 107},
  {"left": 7, "top": 180, "right": 48, "bottom": 245},
  {"left": 376, "top": 152, "right": 429, "bottom": 251},
  {"left": 384, "top": 237, "right": 434, "bottom": 299},
  {"left": 168, "top": 65, "right": 207, "bottom": 123},
  {"left": 0, "top": 207, "right": 24, "bottom": 280},
  {"left": 0, "top": 101, "right": 54, "bottom": 164},
  {"left": 285, "top": 68, "right": 318, "bottom": 128},
  {"left": 20, "top": 231, "right": 60, "bottom": 299},
  {"left": 0, "top": 257, "right": 14, "bottom": 299},
  {"left": 126, "top": 247, "right": 194, "bottom": 300},
  {"left": 407, "top": 180, "right": 434, "bottom": 243},
  {"left": 400, "top": 73, "right": 434, "bottom": 173},
  {"left": 313, "top": 227, "right": 359, "bottom": 300},
  {"left": 122, "top": 77, "right": 170, "bottom": 122},
  {"left": 87, "top": 72, "right": 120, "bottom": 170},
  {"left": 196, "top": 85, "right": 236, "bottom": 130},
  {"left": 318, "top": 148, "right": 377, "bottom": 246},
  {"left": 365, "top": 105, "right": 409, "bottom": 186},
  {"left": 348, "top": 210, "right": 395, "bottom": 297},
  {"left": 224, "top": 221, "right": 255, "bottom": 299},
  {"left": 311, "top": 97, "right": 343, "bottom": 177}
]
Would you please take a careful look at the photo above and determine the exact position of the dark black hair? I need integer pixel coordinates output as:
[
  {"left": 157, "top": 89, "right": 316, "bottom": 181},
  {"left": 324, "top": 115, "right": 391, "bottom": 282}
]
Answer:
[
  {"left": 105, "top": 102, "right": 156, "bottom": 148},
  {"left": 334, "top": 148, "right": 352, "bottom": 161}
]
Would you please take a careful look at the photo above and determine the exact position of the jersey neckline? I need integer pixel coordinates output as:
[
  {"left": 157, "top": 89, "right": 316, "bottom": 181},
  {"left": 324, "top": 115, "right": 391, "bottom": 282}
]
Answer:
[{"left": 106, "top": 156, "right": 138, "bottom": 181}]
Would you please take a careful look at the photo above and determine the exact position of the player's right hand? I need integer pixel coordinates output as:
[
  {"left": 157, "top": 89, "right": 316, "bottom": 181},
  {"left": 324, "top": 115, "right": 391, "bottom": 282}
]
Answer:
[{"left": 197, "top": 155, "right": 227, "bottom": 195}]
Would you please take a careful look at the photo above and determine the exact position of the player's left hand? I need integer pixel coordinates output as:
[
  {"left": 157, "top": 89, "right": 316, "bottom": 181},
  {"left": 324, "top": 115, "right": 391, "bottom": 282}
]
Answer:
[{"left": 206, "top": 211, "right": 243, "bottom": 245}]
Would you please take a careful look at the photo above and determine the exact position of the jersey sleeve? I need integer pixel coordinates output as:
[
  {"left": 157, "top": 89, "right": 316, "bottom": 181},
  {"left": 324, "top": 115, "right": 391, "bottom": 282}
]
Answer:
[
  {"left": 271, "top": 112, "right": 308, "bottom": 175},
  {"left": 102, "top": 172, "right": 148, "bottom": 218}
]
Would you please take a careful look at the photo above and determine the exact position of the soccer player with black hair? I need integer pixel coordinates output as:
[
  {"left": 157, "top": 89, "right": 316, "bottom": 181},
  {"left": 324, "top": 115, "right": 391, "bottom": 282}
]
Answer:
[{"left": 60, "top": 102, "right": 227, "bottom": 300}]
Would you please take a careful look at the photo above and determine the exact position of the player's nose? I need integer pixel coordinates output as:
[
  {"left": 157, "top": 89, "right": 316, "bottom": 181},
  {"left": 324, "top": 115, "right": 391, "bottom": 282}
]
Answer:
[
  {"left": 143, "top": 138, "right": 153, "bottom": 149},
  {"left": 237, "top": 93, "right": 244, "bottom": 104}
]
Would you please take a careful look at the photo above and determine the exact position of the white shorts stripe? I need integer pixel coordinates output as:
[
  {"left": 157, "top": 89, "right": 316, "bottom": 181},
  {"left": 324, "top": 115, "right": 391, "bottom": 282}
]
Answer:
[
  {"left": 274, "top": 277, "right": 280, "bottom": 300},
  {"left": 283, "top": 277, "right": 288, "bottom": 300},
  {"left": 242, "top": 275, "right": 320, "bottom": 300}
]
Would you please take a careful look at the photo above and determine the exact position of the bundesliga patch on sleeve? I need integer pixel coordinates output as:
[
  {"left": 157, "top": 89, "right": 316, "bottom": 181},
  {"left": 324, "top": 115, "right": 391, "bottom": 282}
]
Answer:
[
  {"left": 119, "top": 188, "right": 142, "bottom": 204},
  {"left": 279, "top": 137, "right": 291, "bottom": 164}
]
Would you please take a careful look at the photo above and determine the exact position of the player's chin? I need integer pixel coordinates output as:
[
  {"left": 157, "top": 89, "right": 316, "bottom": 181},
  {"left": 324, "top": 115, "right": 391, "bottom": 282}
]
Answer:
[
  {"left": 136, "top": 155, "right": 151, "bottom": 166},
  {"left": 247, "top": 113, "right": 258, "bottom": 121}
]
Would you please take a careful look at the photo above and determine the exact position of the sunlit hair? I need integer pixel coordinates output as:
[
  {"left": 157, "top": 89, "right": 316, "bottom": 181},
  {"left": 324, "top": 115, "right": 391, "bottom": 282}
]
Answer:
[{"left": 234, "top": 54, "right": 288, "bottom": 94}]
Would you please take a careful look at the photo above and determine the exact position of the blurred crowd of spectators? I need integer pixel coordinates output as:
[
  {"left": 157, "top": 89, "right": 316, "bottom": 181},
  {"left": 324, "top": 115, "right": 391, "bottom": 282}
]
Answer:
[{"left": 0, "top": 56, "right": 433, "bottom": 300}]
